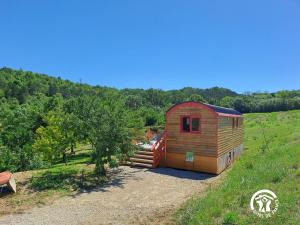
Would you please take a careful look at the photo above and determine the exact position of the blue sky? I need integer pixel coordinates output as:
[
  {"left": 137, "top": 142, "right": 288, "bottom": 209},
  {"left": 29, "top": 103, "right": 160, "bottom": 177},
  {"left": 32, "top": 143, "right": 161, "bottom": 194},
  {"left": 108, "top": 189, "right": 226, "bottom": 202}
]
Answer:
[{"left": 0, "top": 0, "right": 299, "bottom": 93}]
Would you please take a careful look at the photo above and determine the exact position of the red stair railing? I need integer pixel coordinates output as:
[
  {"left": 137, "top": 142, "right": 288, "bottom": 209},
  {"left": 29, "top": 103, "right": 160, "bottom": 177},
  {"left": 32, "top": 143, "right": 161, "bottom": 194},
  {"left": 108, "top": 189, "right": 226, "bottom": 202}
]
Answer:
[{"left": 152, "top": 131, "right": 166, "bottom": 168}]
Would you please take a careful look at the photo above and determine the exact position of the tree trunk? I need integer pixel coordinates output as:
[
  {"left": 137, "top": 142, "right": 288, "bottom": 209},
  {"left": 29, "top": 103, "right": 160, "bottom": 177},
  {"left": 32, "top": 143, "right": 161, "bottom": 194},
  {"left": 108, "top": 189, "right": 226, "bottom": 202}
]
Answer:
[
  {"left": 95, "top": 157, "right": 106, "bottom": 176},
  {"left": 70, "top": 144, "right": 75, "bottom": 155},
  {"left": 95, "top": 164, "right": 106, "bottom": 176},
  {"left": 62, "top": 152, "right": 67, "bottom": 163}
]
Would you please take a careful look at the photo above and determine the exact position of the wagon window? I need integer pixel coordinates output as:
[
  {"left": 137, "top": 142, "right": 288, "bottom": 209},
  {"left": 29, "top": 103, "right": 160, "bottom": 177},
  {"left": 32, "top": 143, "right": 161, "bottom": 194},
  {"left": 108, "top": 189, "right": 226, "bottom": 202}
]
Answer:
[
  {"left": 182, "top": 117, "right": 190, "bottom": 132},
  {"left": 191, "top": 118, "right": 200, "bottom": 131}
]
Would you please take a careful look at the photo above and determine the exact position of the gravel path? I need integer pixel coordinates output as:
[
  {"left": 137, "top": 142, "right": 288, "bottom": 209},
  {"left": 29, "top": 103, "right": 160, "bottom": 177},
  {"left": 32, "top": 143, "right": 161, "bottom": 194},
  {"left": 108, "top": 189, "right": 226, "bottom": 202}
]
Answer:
[{"left": 0, "top": 166, "right": 218, "bottom": 225}]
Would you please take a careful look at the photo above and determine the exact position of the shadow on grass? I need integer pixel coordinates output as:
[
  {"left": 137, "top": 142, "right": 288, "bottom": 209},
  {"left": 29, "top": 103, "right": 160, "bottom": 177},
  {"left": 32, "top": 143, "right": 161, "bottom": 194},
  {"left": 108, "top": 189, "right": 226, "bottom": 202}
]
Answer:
[
  {"left": 29, "top": 166, "right": 141, "bottom": 196},
  {"left": 71, "top": 167, "right": 144, "bottom": 197},
  {"left": 30, "top": 169, "right": 107, "bottom": 192}
]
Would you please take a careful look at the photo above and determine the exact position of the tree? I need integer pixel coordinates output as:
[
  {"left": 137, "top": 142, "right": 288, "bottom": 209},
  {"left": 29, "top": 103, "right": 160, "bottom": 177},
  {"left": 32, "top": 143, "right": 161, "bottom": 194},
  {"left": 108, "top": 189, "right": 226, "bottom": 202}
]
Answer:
[
  {"left": 33, "top": 107, "right": 82, "bottom": 163},
  {"left": 232, "top": 97, "right": 251, "bottom": 113},
  {"left": 188, "top": 94, "right": 207, "bottom": 103},
  {"left": 33, "top": 110, "right": 68, "bottom": 163},
  {"left": 0, "top": 104, "right": 43, "bottom": 171},
  {"left": 74, "top": 96, "right": 134, "bottom": 176},
  {"left": 220, "top": 96, "right": 234, "bottom": 108},
  {"left": 60, "top": 112, "right": 82, "bottom": 156},
  {"left": 124, "top": 95, "right": 144, "bottom": 109}
]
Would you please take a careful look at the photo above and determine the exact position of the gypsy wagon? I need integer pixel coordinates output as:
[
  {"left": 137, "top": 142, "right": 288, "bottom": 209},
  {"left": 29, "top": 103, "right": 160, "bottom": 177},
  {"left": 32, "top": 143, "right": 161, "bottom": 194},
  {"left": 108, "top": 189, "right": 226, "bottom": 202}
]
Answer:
[{"left": 128, "top": 101, "right": 243, "bottom": 174}]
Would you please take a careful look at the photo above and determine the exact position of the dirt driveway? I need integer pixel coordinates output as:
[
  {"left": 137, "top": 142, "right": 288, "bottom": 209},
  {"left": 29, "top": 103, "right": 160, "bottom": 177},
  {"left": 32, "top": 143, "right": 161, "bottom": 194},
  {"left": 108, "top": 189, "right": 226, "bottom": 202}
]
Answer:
[{"left": 0, "top": 166, "right": 218, "bottom": 225}]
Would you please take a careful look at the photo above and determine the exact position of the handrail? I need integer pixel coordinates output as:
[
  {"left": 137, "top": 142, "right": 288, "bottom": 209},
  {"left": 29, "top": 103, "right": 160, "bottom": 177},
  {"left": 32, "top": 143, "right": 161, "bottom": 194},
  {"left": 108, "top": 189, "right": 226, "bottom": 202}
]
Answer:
[{"left": 152, "top": 131, "right": 166, "bottom": 168}]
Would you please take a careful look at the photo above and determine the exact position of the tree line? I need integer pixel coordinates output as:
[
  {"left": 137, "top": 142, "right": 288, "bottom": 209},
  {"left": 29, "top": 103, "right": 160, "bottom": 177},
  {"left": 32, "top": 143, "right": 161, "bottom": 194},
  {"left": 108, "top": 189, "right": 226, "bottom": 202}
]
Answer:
[{"left": 0, "top": 67, "right": 299, "bottom": 174}]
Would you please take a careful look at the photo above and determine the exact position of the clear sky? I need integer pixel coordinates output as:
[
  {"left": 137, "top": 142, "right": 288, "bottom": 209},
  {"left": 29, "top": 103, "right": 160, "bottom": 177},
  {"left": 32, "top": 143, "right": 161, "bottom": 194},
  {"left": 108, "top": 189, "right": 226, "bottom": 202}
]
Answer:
[{"left": 0, "top": 0, "right": 299, "bottom": 93}]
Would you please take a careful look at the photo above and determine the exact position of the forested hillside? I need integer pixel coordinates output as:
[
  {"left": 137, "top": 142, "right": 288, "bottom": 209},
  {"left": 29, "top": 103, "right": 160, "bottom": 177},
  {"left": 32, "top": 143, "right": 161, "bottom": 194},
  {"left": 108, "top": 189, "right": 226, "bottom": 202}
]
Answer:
[
  {"left": 0, "top": 67, "right": 299, "bottom": 174},
  {"left": 1, "top": 67, "right": 300, "bottom": 114}
]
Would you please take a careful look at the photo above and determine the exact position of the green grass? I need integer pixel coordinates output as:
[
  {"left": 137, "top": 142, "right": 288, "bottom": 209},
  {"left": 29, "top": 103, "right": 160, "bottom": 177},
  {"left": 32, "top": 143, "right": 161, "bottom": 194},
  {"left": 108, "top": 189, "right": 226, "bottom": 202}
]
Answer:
[
  {"left": 30, "top": 147, "right": 107, "bottom": 191},
  {"left": 175, "top": 110, "right": 300, "bottom": 225}
]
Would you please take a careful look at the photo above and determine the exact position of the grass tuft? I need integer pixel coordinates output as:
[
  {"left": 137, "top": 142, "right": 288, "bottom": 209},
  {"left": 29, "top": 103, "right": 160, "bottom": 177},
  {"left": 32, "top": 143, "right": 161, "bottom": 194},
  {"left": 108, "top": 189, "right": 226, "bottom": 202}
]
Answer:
[{"left": 222, "top": 212, "right": 237, "bottom": 225}]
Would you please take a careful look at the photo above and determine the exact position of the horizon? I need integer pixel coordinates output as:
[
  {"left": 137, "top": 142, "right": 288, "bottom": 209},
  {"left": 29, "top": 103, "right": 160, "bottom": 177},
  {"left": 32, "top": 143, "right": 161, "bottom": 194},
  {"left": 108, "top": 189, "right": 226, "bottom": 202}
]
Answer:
[
  {"left": 1, "top": 1, "right": 300, "bottom": 93},
  {"left": 2, "top": 66, "right": 299, "bottom": 94}
]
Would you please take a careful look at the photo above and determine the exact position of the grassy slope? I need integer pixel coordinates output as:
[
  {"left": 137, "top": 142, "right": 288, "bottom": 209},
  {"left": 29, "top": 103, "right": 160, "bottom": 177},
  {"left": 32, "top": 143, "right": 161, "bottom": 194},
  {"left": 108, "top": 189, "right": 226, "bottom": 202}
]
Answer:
[{"left": 175, "top": 110, "right": 300, "bottom": 225}]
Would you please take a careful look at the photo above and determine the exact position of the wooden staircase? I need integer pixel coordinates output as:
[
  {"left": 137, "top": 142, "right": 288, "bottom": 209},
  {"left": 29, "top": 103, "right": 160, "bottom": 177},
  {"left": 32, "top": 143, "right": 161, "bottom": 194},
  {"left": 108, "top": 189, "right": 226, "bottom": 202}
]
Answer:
[
  {"left": 127, "top": 132, "right": 166, "bottom": 168},
  {"left": 127, "top": 150, "right": 154, "bottom": 168}
]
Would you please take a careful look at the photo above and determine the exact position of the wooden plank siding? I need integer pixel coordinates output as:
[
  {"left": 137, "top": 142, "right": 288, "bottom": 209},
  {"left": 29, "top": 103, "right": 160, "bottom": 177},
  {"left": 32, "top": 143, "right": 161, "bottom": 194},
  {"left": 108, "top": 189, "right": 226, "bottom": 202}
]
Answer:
[
  {"left": 217, "top": 116, "right": 243, "bottom": 157},
  {"left": 166, "top": 106, "right": 218, "bottom": 157},
  {"left": 161, "top": 152, "right": 218, "bottom": 174}
]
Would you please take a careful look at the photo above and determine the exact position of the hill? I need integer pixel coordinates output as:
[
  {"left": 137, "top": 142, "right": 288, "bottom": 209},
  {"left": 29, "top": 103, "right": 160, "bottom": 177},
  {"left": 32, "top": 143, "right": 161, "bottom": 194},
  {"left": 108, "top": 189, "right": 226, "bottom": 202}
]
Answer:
[
  {"left": 175, "top": 110, "right": 300, "bottom": 225},
  {"left": 1, "top": 67, "right": 300, "bottom": 113}
]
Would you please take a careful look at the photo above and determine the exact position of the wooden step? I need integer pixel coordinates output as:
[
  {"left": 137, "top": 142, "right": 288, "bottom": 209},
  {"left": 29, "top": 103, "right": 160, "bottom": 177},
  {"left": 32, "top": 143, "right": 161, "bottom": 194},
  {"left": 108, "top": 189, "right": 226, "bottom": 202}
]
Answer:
[
  {"left": 140, "top": 145, "right": 152, "bottom": 149},
  {"left": 126, "top": 161, "right": 153, "bottom": 168},
  {"left": 130, "top": 157, "right": 153, "bottom": 164},
  {"left": 135, "top": 150, "right": 153, "bottom": 155},
  {"left": 134, "top": 154, "right": 153, "bottom": 160},
  {"left": 138, "top": 147, "right": 153, "bottom": 152}
]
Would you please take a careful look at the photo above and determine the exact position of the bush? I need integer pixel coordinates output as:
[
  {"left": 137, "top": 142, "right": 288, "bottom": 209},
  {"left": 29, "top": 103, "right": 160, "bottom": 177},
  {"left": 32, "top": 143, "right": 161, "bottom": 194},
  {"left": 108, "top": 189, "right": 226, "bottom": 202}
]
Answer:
[
  {"left": 222, "top": 212, "right": 237, "bottom": 225},
  {"left": 0, "top": 146, "right": 18, "bottom": 172}
]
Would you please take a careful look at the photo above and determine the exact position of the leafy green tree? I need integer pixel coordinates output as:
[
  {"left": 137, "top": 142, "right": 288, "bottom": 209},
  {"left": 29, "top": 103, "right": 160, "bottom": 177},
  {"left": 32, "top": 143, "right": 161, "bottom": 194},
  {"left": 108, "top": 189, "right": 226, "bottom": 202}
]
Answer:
[
  {"left": 143, "top": 88, "right": 166, "bottom": 107},
  {"left": 0, "top": 145, "right": 18, "bottom": 172},
  {"left": 33, "top": 110, "right": 79, "bottom": 163},
  {"left": 0, "top": 104, "right": 43, "bottom": 171},
  {"left": 33, "top": 110, "right": 67, "bottom": 163},
  {"left": 188, "top": 94, "right": 207, "bottom": 103},
  {"left": 60, "top": 112, "right": 81, "bottom": 155},
  {"left": 232, "top": 97, "right": 251, "bottom": 113},
  {"left": 124, "top": 95, "right": 144, "bottom": 109},
  {"left": 73, "top": 96, "right": 134, "bottom": 175},
  {"left": 220, "top": 96, "right": 234, "bottom": 108}
]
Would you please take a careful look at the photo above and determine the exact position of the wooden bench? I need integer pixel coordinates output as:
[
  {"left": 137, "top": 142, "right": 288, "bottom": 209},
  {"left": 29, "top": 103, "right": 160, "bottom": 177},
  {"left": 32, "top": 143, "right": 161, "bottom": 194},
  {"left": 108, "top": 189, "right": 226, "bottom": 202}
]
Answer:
[{"left": 0, "top": 171, "right": 17, "bottom": 193}]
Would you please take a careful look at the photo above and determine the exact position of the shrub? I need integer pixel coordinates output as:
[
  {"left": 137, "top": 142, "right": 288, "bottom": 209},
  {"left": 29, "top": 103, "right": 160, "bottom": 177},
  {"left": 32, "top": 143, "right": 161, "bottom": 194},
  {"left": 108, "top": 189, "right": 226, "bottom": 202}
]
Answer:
[{"left": 222, "top": 212, "right": 237, "bottom": 225}]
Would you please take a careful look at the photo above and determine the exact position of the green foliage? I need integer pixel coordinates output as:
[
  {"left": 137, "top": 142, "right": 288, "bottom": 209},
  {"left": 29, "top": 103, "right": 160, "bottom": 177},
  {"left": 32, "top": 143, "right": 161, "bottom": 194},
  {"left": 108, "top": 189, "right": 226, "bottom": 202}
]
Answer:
[
  {"left": 137, "top": 107, "right": 162, "bottom": 126},
  {"left": 188, "top": 94, "right": 207, "bottom": 103},
  {"left": 33, "top": 110, "right": 69, "bottom": 163},
  {"left": 222, "top": 212, "right": 237, "bottom": 225},
  {"left": 124, "top": 94, "right": 144, "bottom": 109},
  {"left": 72, "top": 96, "right": 134, "bottom": 175},
  {"left": 0, "top": 145, "right": 18, "bottom": 172},
  {"left": 175, "top": 110, "right": 300, "bottom": 225},
  {"left": 0, "top": 102, "right": 45, "bottom": 171}
]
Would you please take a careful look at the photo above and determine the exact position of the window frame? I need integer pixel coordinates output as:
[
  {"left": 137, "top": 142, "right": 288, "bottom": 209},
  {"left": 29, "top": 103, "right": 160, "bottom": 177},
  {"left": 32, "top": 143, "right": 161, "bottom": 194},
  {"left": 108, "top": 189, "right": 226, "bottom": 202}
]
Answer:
[
  {"left": 181, "top": 116, "right": 191, "bottom": 132},
  {"left": 180, "top": 115, "right": 201, "bottom": 134}
]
